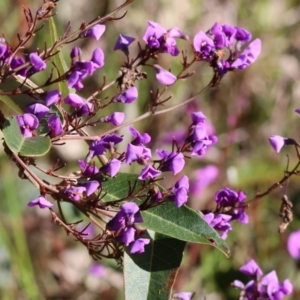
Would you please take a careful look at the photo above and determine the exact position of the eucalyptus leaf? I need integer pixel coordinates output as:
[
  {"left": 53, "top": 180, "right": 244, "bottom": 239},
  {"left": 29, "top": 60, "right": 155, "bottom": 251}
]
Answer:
[
  {"left": 124, "top": 231, "right": 186, "bottom": 300},
  {"left": 101, "top": 173, "right": 230, "bottom": 257},
  {"left": 3, "top": 117, "right": 51, "bottom": 157}
]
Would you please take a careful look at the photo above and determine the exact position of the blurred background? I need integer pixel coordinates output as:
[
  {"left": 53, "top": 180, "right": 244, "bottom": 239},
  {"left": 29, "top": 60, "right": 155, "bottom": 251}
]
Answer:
[{"left": 1, "top": 0, "right": 300, "bottom": 299}]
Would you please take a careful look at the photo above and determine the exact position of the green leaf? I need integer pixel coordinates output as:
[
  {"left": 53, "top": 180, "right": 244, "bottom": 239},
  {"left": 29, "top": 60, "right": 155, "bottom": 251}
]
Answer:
[
  {"left": 124, "top": 231, "right": 186, "bottom": 300},
  {"left": 3, "top": 117, "right": 51, "bottom": 156},
  {"left": 49, "top": 16, "right": 70, "bottom": 97},
  {"left": 101, "top": 173, "right": 230, "bottom": 257}
]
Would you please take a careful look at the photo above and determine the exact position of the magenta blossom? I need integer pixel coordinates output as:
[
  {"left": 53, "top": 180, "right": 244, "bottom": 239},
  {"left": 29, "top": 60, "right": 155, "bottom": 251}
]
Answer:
[
  {"left": 153, "top": 64, "right": 177, "bottom": 85},
  {"left": 28, "top": 196, "right": 53, "bottom": 209},
  {"left": 287, "top": 229, "right": 300, "bottom": 260}
]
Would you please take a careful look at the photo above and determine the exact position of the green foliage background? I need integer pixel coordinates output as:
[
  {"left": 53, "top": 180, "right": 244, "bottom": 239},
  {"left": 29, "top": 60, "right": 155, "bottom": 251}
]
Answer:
[{"left": 0, "top": 0, "right": 300, "bottom": 299}]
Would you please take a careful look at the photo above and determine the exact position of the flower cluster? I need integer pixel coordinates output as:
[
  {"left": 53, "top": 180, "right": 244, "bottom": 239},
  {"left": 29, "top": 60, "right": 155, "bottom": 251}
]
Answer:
[
  {"left": 106, "top": 202, "right": 150, "bottom": 253},
  {"left": 232, "top": 259, "right": 293, "bottom": 299},
  {"left": 203, "top": 187, "right": 248, "bottom": 239}
]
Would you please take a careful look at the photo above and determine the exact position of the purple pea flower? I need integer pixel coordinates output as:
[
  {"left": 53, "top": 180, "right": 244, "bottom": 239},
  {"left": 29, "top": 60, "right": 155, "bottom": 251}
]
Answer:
[
  {"left": 240, "top": 259, "right": 263, "bottom": 277},
  {"left": 138, "top": 165, "right": 161, "bottom": 180},
  {"left": 295, "top": 108, "right": 300, "bottom": 114},
  {"left": 70, "top": 46, "right": 81, "bottom": 59},
  {"left": 25, "top": 103, "right": 49, "bottom": 119},
  {"left": 81, "top": 181, "right": 99, "bottom": 196},
  {"left": 130, "top": 238, "right": 151, "bottom": 254},
  {"left": 64, "top": 93, "right": 86, "bottom": 107},
  {"left": 100, "top": 112, "right": 125, "bottom": 126},
  {"left": 91, "top": 48, "right": 105, "bottom": 68},
  {"left": 287, "top": 229, "right": 300, "bottom": 260},
  {"left": 64, "top": 186, "right": 86, "bottom": 201},
  {"left": 193, "top": 31, "right": 215, "bottom": 60},
  {"left": 48, "top": 115, "right": 63, "bottom": 137},
  {"left": 129, "top": 126, "right": 151, "bottom": 145},
  {"left": 29, "top": 53, "right": 46, "bottom": 72},
  {"left": 16, "top": 113, "right": 39, "bottom": 137},
  {"left": 10, "top": 57, "right": 27, "bottom": 76},
  {"left": 231, "top": 38, "right": 261, "bottom": 70},
  {"left": 78, "top": 160, "right": 99, "bottom": 176},
  {"left": 83, "top": 24, "right": 106, "bottom": 40},
  {"left": 269, "top": 135, "right": 296, "bottom": 153},
  {"left": 115, "top": 87, "right": 138, "bottom": 104},
  {"left": 156, "top": 149, "right": 185, "bottom": 175},
  {"left": 28, "top": 196, "right": 53, "bottom": 209},
  {"left": 203, "top": 213, "right": 232, "bottom": 240},
  {"left": 100, "top": 159, "right": 121, "bottom": 177},
  {"left": 125, "top": 144, "right": 152, "bottom": 164},
  {"left": 235, "top": 27, "right": 252, "bottom": 43},
  {"left": 43, "top": 89, "right": 61, "bottom": 106},
  {"left": 171, "top": 175, "right": 189, "bottom": 207},
  {"left": 191, "top": 111, "right": 206, "bottom": 125},
  {"left": 154, "top": 64, "right": 177, "bottom": 85},
  {"left": 114, "top": 34, "right": 135, "bottom": 55}
]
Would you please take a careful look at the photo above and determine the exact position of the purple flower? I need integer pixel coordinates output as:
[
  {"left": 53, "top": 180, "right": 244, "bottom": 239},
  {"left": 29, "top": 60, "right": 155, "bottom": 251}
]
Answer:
[
  {"left": 100, "top": 159, "right": 121, "bottom": 177},
  {"left": 28, "top": 196, "right": 53, "bottom": 209},
  {"left": 154, "top": 64, "right": 177, "bottom": 85},
  {"left": 125, "top": 144, "right": 152, "bottom": 164},
  {"left": 48, "top": 115, "right": 63, "bottom": 137},
  {"left": 191, "top": 165, "right": 219, "bottom": 196},
  {"left": 114, "top": 34, "right": 135, "bottom": 55},
  {"left": 203, "top": 213, "right": 232, "bottom": 240},
  {"left": 64, "top": 186, "right": 86, "bottom": 201},
  {"left": 81, "top": 181, "right": 99, "bottom": 196},
  {"left": 231, "top": 38, "right": 261, "bottom": 70},
  {"left": 295, "top": 108, "right": 300, "bottom": 115},
  {"left": 100, "top": 112, "right": 125, "bottom": 126},
  {"left": 70, "top": 46, "right": 81, "bottom": 59},
  {"left": 78, "top": 160, "right": 99, "bottom": 176},
  {"left": 143, "top": 21, "right": 184, "bottom": 56},
  {"left": 91, "top": 48, "right": 105, "bottom": 68},
  {"left": 171, "top": 175, "right": 189, "bottom": 207},
  {"left": 138, "top": 165, "right": 161, "bottom": 180},
  {"left": 129, "top": 126, "right": 151, "bottom": 145},
  {"left": 156, "top": 149, "right": 185, "bottom": 175},
  {"left": 115, "top": 87, "right": 138, "bottom": 104},
  {"left": 29, "top": 53, "right": 46, "bottom": 72},
  {"left": 191, "top": 111, "right": 206, "bottom": 125},
  {"left": 130, "top": 238, "right": 150, "bottom": 254},
  {"left": 240, "top": 259, "right": 263, "bottom": 277},
  {"left": 10, "top": 57, "right": 27, "bottom": 76},
  {"left": 83, "top": 24, "right": 106, "bottom": 40},
  {"left": 25, "top": 103, "right": 49, "bottom": 119},
  {"left": 287, "top": 229, "right": 300, "bottom": 259},
  {"left": 215, "top": 187, "right": 248, "bottom": 224},
  {"left": 193, "top": 31, "right": 215, "bottom": 60},
  {"left": 269, "top": 135, "right": 296, "bottom": 153},
  {"left": 64, "top": 93, "right": 86, "bottom": 107},
  {"left": 172, "top": 292, "right": 194, "bottom": 300},
  {"left": 101, "top": 134, "right": 123, "bottom": 149},
  {"left": 43, "top": 90, "right": 61, "bottom": 106},
  {"left": 106, "top": 203, "right": 144, "bottom": 247},
  {"left": 16, "top": 113, "right": 39, "bottom": 137}
]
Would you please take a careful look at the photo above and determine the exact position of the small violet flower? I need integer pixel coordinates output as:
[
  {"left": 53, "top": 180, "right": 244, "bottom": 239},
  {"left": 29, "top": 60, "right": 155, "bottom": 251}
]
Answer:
[
  {"left": 115, "top": 87, "right": 138, "bottom": 104},
  {"left": 154, "top": 64, "right": 177, "bottom": 85},
  {"left": 43, "top": 89, "right": 61, "bottom": 106},
  {"left": 25, "top": 103, "right": 49, "bottom": 120},
  {"left": 130, "top": 238, "right": 151, "bottom": 254},
  {"left": 129, "top": 126, "right": 151, "bottom": 145},
  {"left": 172, "top": 292, "right": 194, "bottom": 300},
  {"left": 10, "top": 57, "right": 27, "bottom": 76},
  {"left": 100, "top": 159, "right": 121, "bottom": 177},
  {"left": 48, "top": 115, "right": 64, "bottom": 137},
  {"left": 100, "top": 112, "right": 125, "bottom": 126},
  {"left": 156, "top": 149, "right": 185, "bottom": 175},
  {"left": 138, "top": 165, "right": 161, "bottom": 180},
  {"left": 203, "top": 212, "right": 232, "bottom": 240},
  {"left": 89, "top": 263, "right": 106, "bottom": 277},
  {"left": 114, "top": 34, "right": 135, "bottom": 55},
  {"left": 83, "top": 24, "right": 106, "bottom": 40},
  {"left": 78, "top": 160, "right": 99, "bottom": 177},
  {"left": 171, "top": 175, "right": 189, "bottom": 207},
  {"left": 125, "top": 143, "right": 152, "bottom": 164},
  {"left": 16, "top": 113, "right": 39, "bottom": 137},
  {"left": 269, "top": 135, "right": 296, "bottom": 153},
  {"left": 29, "top": 53, "right": 46, "bottom": 73},
  {"left": 28, "top": 196, "right": 53, "bottom": 209}
]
